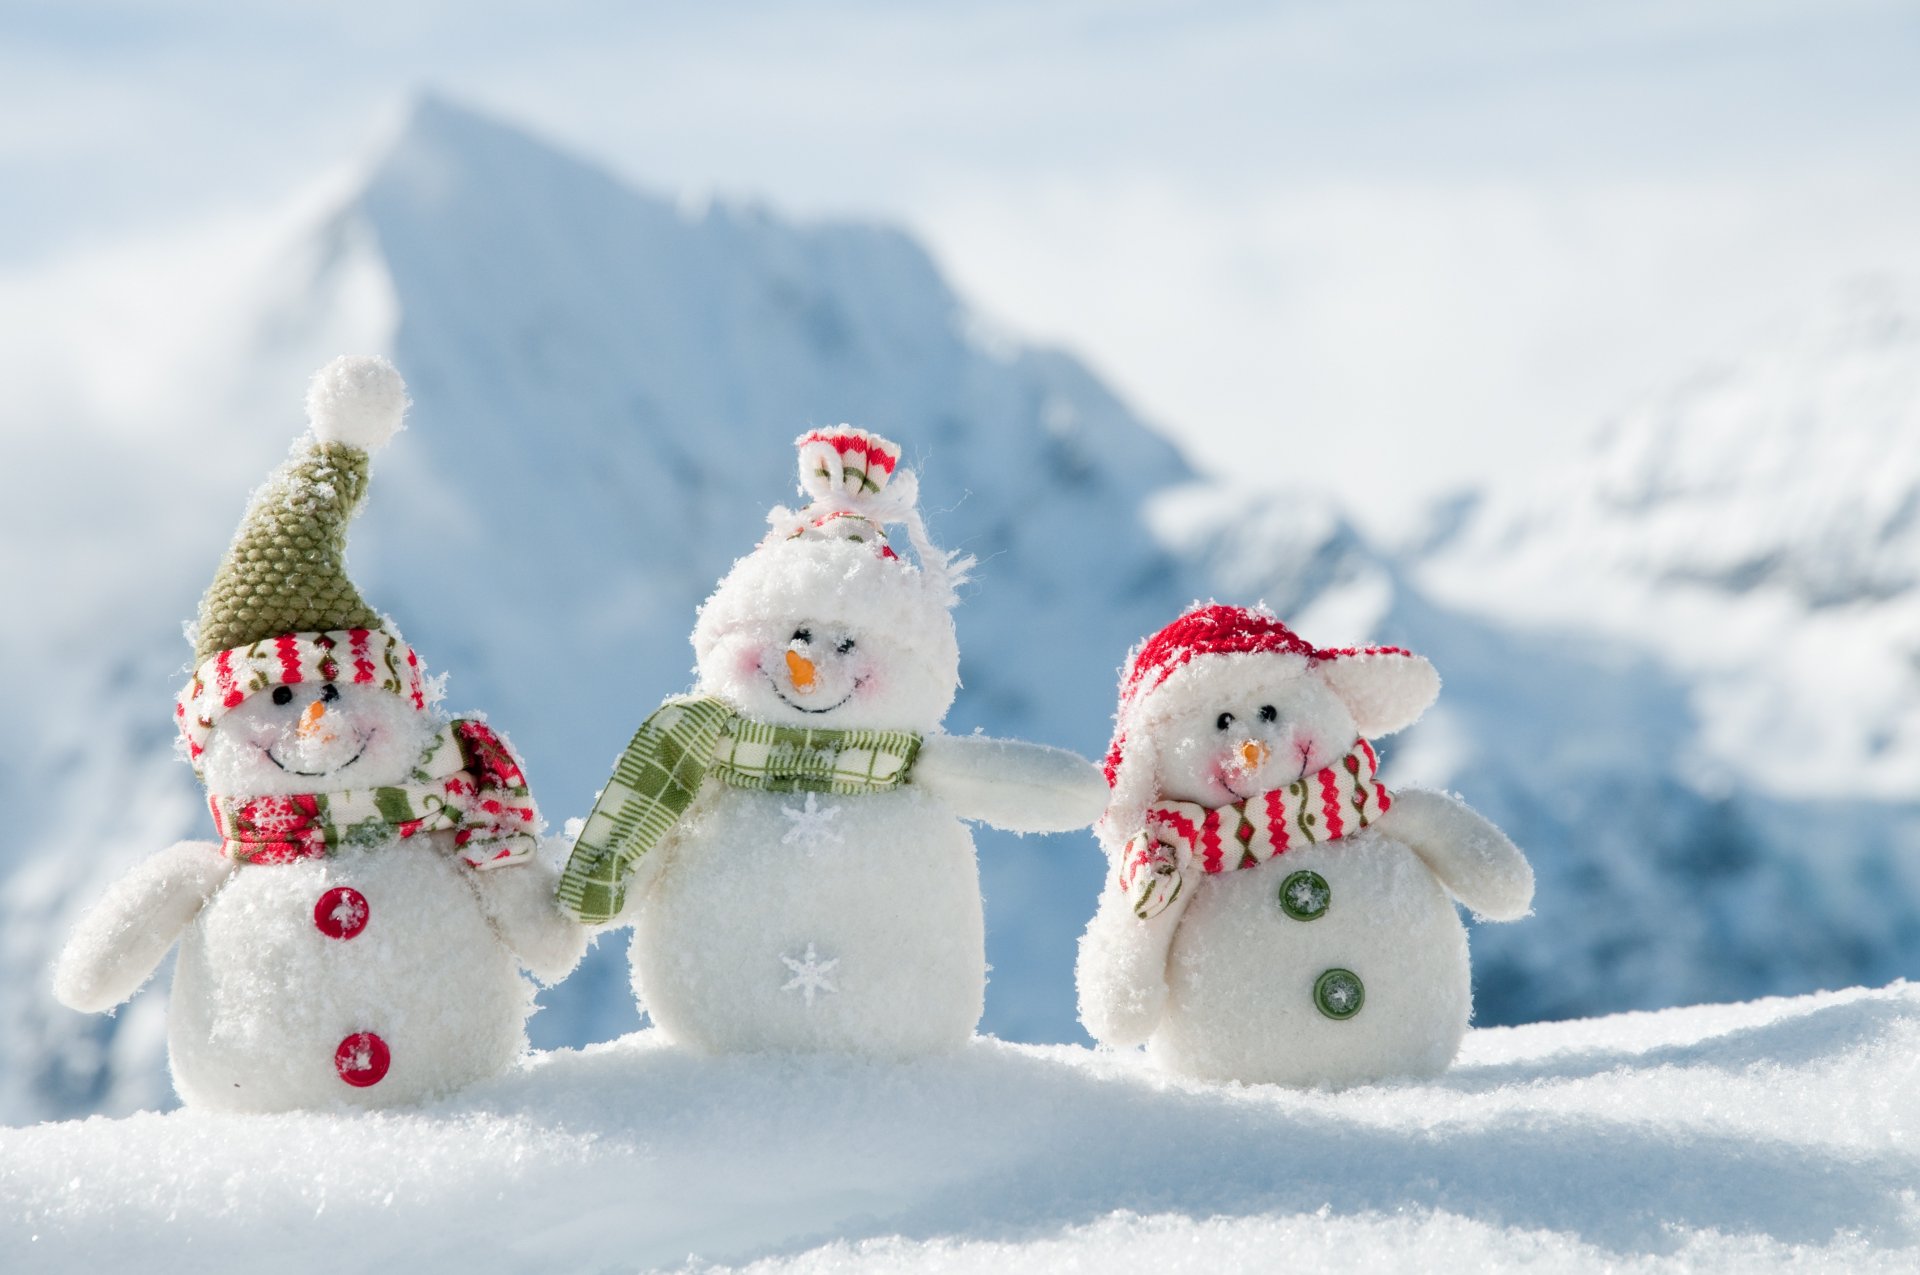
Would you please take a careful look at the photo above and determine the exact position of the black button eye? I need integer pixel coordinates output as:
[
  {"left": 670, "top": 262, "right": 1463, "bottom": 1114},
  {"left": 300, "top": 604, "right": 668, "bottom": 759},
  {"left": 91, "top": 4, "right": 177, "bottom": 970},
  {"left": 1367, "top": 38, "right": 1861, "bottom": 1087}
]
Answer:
[
  {"left": 1258, "top": 705, "right": 1277, "bottom": 723},
  {"left": 271, "top": 686, "right": 294, "bottom": 707},
  {"left": 321, "top": 683, "right": 341, "bottom": 703},
  {"left": 1216, "top": 711, "right": 1235, "bottom": 731},
  {"left": 792, "top": 628, "right": 813, "bottom": 645},
  {"left": 836, "top": 638, "right": 856, "bottom": 655}
]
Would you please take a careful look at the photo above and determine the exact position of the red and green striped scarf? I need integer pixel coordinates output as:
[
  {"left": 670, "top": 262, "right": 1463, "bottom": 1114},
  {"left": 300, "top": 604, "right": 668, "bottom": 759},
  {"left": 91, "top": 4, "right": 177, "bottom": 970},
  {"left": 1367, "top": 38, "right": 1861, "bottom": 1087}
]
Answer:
[
  {"left": 208, "top": 719, "right": 539, "bottom": 868},
  {"left": 1118, "top": 739, "right": 1391, "bottom": 919}
]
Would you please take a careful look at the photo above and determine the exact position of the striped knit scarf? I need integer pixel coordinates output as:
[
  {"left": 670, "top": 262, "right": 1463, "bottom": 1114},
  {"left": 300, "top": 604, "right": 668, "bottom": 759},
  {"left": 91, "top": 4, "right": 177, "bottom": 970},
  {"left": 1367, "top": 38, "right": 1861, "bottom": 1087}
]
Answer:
[
  {"left": 1117, "top": 739, "right": 1391, "bottom": 919},
  {"left": 556, "top": 695, "right": 923, "bottom": 924},
  {"left": 208, "top": 719, "right": 538, "bottom": 869}
]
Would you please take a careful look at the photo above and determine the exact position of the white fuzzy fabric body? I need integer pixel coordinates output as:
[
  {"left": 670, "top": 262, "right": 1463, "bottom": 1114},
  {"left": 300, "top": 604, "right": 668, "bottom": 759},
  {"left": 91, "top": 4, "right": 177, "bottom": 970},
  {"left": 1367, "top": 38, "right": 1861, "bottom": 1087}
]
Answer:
[
  {"left": 1079, "top": 610, "right": 1528, "bottom": 1087},
  {"left": 630, "top": 786, "right": 985, "bottom": 1057},
  {"left": 1144, "top": 827, "right": 1471, "bottom": 1086},
  {"left": 169, "top": 834, "right": 532, "bottom": 1112}
]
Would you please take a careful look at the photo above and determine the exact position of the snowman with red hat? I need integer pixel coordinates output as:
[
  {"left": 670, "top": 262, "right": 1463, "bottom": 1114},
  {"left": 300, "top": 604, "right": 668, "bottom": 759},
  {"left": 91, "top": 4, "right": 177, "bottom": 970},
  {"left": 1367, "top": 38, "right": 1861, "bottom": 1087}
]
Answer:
[
  {"left": 54, "top": 356, "right": 585, "bottom": 1110},
  {"left": 1076, "top": 603, "right": 1534, "bottom": 1086},
  {"left": 558, "top": 426, "right": 1108, "bottom": 1057}
]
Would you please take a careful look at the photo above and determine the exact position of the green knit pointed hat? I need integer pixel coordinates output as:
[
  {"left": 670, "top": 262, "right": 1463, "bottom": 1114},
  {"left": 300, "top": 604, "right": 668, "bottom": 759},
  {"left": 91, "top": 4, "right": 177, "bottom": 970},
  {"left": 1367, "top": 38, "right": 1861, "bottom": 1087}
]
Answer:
[{"left": 192, "top": 356, "right": 410, "bottom": 664}]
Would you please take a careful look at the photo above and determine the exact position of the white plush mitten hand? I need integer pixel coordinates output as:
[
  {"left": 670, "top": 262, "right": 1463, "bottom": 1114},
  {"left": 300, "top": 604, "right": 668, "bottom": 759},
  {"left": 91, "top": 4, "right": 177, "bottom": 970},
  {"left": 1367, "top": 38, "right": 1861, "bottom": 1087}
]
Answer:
[
  {"left": 1076, "top": 877, "right": 1190, "bottom": 1048},
  {"left": 471, "top": 851, "right": 590, "bottom": 984},
  {"left": 912, "top": 733, "right": 1108, "bottom": 833},
  {"left": 1374, "top": 787, "right": 1534, "bottom": 921}
]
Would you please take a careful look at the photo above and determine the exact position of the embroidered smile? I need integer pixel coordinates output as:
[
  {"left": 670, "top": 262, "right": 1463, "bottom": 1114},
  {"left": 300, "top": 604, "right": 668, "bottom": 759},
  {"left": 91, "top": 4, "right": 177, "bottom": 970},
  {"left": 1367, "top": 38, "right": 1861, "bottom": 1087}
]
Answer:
[
  {"left": 766, "top": 672, "right": 864, "bottom": 715},
  {"left": 263, "top": 731, "right": 371, "bottom": 777}
]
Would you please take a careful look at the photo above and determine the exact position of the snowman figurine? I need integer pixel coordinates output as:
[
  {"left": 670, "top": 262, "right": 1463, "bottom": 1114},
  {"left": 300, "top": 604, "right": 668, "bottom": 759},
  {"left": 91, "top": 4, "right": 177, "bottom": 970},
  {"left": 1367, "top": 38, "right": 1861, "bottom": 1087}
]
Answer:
[
  {"left": 1075, "top": 604, "right": 1534, "bottom": 1086},
  {"left": 53, "top": 356, "right": 585, "bottom": 1111},
  {"left": 558, "top": 427, "right": 1109, "bottom": 1057}
]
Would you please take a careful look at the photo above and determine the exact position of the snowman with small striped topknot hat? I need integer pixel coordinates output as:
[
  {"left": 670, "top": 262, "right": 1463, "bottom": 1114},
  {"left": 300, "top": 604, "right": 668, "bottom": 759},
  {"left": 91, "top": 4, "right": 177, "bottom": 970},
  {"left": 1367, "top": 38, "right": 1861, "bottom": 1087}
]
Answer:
[
  {"left": 1076, "top": 603, "right": 1535, "bottom": 1086},
  {"left": 559, "top": 426, "right": 1109, "bottom": 1057},
  {"left": 54, "top": 356, "right": 585, "bottom": 1110}
]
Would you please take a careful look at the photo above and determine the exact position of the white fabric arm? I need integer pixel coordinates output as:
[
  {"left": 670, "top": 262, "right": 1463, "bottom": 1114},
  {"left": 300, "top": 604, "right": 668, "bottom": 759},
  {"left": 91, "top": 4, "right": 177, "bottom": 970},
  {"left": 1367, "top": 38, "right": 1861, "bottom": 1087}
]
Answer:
[
  {"left": 1375, "top": 787, "right": 1535, "bottom": 921},
  {"left": 912, "top": 734, "right": 1109, "bottom": 833},
  {"left": 470, "top": 848, "right": 590, "bottom": 984},
  {"left": 53, "top": 840, "right": 232, "bottom": 1013},
  {"left": 1075, "top": 876, "right": 1192, "bottom": 1048}
]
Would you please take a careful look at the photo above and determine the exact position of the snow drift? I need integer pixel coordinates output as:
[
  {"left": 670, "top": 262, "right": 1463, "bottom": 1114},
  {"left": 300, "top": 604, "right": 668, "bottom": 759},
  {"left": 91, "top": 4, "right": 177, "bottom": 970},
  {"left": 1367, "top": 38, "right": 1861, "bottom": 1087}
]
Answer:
[{"left": 3, "top": 983, "right": 1916, "bottom": 1273}]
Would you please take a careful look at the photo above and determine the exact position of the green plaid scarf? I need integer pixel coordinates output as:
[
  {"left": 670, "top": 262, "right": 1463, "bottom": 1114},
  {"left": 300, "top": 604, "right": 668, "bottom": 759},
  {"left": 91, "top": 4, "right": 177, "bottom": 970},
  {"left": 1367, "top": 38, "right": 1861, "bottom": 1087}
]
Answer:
[{"left": 556, "top": 695, "right": 922, "bottom": 923}]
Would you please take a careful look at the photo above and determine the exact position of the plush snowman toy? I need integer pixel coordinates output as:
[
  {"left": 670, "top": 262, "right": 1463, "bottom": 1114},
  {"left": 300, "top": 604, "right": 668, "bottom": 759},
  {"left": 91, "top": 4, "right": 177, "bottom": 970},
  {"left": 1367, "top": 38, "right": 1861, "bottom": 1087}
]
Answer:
[
  {"left": 559, "top": 427, "right": 1109, "bottom": 1057},
  {"left": 1075, "top": 604, "right": 1533, "bottom": 1086},
  {"left": 53, "top": 356, "right": 585, "bottom": 1111}
]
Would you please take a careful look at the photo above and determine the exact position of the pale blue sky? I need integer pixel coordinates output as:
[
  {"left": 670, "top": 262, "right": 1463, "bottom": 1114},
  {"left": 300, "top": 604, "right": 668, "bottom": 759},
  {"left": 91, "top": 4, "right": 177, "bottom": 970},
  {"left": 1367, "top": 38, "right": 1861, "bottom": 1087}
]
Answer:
[{"left": 7, "top": 1, "right": 1919, "bottom": 521}]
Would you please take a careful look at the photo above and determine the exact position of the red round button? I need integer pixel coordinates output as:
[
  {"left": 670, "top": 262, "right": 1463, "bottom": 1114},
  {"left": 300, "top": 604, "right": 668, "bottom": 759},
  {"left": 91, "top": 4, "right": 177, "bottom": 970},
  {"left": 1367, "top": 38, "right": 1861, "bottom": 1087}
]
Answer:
[
  {"left": 334, "top": 1031, "right": 391, "bottom": 1087},
  {"left": 314, "top": 886, "right": 369, "bottom": 940}
]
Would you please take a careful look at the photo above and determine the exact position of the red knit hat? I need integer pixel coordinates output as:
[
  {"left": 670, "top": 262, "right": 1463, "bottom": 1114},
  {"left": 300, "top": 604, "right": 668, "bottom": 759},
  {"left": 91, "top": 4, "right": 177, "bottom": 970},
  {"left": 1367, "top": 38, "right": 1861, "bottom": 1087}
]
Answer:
[
  {"left": 1098, "top": 603, "right": 1439, "bottom": 851},
  {"left": 1113, "top": 605, "right": 1321, "bottom": 738}
]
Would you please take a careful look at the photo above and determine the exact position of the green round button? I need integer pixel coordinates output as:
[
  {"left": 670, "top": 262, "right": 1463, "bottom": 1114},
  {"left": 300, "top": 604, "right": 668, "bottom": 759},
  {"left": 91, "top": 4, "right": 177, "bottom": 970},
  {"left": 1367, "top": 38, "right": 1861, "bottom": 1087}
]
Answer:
[
  {"left": 1314, "top": 968, "right": 1365, "bottom": 1020},
  {"left": 1278, "top": 870, "right": 1331, "bottom": 921}
]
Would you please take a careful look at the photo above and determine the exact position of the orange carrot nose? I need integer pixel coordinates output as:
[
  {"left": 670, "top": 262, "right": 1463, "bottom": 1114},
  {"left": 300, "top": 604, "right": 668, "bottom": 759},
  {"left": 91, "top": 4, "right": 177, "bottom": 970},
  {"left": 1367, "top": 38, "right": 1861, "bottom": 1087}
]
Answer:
[
  {"left": 297, "top": 699, "right": 329, "bottom": 739},
  {"left": 785, "top": 649, "right": 818, "bottom": 693},
  {"left": 1236, "top": 739, "right": 1271, "bottom": 772}
]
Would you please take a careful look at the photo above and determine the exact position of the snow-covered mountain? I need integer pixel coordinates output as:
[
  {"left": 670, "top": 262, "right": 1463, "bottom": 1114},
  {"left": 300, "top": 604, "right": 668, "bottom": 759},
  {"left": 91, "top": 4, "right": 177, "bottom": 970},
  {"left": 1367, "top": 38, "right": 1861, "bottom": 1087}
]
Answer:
[
  {"left": 1408, "top": 281, "right": 1920, "bottom": 1021},
  {"left": 2, "top": 94, "right": 1916, "bottom": 1125},
  {"left": 1421, "top": 278, "right": 1920, "bottom": 798}
]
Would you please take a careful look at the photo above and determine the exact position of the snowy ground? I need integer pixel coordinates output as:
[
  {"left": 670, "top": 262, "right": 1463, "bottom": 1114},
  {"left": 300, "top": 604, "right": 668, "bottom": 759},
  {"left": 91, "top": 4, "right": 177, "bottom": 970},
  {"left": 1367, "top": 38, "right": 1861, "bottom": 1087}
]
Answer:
[{"left": 3, "top": 982, "right": 1916, "bottom": 1273}]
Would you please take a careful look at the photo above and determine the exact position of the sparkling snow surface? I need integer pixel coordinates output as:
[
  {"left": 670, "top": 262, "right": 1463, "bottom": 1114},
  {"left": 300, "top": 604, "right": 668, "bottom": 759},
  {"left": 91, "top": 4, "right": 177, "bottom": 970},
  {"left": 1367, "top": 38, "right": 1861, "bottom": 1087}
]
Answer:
[{"left": 4, "top": 983, "right": 1915, "bottom": 1273}]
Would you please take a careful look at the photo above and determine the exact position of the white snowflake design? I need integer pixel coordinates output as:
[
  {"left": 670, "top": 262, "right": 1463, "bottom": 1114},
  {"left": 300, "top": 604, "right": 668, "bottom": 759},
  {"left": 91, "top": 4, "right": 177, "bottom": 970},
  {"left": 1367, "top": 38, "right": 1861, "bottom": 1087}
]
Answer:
[
  {"left": 329, "top": 894, "right": 367, "bottom": 930},
  {"left": 780, "top": 942, "right": 840, "bottom": 1007},
  {"left": 779, "top": 793, "right": 844, "bottom": 850},
  {"left": 1288, "top": 878, "right": 1327, "bottom": 914}
]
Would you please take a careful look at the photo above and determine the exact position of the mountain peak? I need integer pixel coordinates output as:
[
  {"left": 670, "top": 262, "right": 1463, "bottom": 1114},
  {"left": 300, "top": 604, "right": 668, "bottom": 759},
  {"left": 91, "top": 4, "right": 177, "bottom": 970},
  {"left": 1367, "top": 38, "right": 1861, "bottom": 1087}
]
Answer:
[{"left": 367, "top": 90, "right": 655, "bottom": 223}]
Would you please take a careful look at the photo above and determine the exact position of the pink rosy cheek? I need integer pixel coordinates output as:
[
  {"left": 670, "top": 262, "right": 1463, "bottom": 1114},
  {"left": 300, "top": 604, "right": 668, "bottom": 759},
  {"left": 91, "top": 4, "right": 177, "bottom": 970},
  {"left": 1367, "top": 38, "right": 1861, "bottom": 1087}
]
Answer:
[
  {"left": 1210, "top": 754, "right": 1252, "bottom": 794},
  {"left": 734, "top": 645, "right": 766, "bottom": 679}
]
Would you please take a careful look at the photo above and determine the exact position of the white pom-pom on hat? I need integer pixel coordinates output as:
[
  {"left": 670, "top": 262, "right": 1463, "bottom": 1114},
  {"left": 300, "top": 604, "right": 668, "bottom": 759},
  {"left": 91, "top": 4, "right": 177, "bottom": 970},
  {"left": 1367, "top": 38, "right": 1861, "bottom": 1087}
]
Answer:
[{"left": 306, "top": 354, "right": 409, "bottom": 451}]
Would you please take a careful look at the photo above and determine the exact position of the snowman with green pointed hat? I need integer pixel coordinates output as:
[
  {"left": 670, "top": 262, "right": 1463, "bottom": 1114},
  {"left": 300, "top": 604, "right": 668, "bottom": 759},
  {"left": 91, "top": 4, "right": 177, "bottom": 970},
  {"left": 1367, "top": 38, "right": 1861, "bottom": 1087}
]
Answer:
[{"left": 54, "top": 356, "right": 584, "bottom": 1111}]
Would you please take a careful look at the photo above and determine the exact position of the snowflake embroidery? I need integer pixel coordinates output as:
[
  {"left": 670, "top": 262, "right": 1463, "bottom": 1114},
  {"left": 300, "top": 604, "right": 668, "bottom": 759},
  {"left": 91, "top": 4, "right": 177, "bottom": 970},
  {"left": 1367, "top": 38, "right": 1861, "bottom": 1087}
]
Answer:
[
  {"left": 779, "top": 793, "right": 844, "bottom": 850},
  {"left": 780, "top": 943, "right": 840, "bottom": 1006}
]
